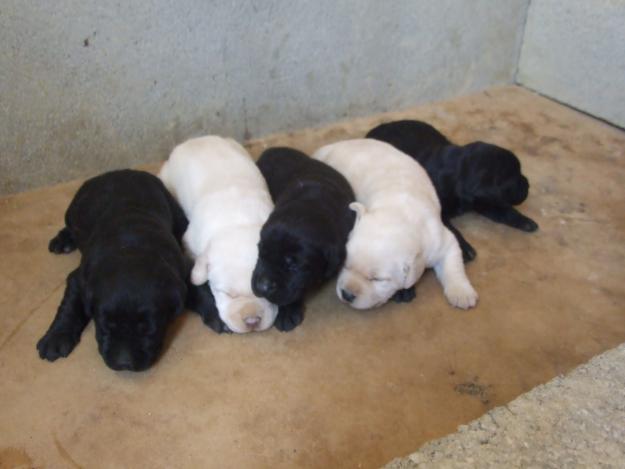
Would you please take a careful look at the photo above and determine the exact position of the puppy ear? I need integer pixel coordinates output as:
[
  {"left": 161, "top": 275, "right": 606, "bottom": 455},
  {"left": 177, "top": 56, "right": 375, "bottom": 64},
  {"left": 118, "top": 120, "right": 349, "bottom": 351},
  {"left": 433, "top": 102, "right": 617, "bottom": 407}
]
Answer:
[
  {"left": 190, "top": 249, "right": 210, "bottom": 286},
  {"left": 349, "top": 202, "right": 366, "bottom": 223},
  {"left": 402, "top": 252, "right": 426, "bottom": 288},
  {"left": 323, "top": 243, "right": 346, "bottom": 279}
]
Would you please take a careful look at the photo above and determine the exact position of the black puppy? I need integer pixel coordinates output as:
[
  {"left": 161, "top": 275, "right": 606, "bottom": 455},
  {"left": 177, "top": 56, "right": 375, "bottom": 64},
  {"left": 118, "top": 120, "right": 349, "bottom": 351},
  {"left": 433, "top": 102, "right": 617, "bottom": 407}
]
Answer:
[
  {"left": 366, "top": 120, "right": 538, "bottom": 261},
  {"left": 252, "top": 147, "right": 356, "bottom": 331},
  {"left": 37, "top": 169, "right": 190, "bottom": 371}
]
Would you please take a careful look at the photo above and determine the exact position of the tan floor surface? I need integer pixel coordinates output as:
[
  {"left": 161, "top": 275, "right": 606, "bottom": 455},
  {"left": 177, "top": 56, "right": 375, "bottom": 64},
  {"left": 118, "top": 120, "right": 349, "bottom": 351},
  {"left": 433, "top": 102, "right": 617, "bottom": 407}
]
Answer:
[{"left": 1, "top": 86, "right": 624, "bottom": 469}]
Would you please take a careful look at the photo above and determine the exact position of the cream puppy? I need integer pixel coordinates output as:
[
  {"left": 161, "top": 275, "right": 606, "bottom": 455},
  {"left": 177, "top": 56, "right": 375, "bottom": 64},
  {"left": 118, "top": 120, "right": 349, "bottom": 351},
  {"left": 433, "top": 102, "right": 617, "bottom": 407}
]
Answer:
[
  {"left": 159, "top": 136, "right": 278, "bottom": 333},
  {"left": 313, "top": 139, "right": 478, "bottom": 310}
]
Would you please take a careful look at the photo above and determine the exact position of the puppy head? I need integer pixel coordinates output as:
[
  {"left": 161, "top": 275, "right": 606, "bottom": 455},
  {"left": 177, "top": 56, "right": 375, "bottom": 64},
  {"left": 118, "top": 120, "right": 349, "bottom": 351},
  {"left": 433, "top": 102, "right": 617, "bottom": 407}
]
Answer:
[
  {"left": 252, "top": 218, "right": 340, "bottom": 305},
  {"left": 460, "top": 142, "right": 529, "bottom": 206},
  {"left": 86, "top": 256, "right": 185, "bottom": 371},
  {"left": 196, "top": 230, "right": 278, "bottom": 333},
  {"left": 336, "top": 203, "right": 422, "bottom": 309}
]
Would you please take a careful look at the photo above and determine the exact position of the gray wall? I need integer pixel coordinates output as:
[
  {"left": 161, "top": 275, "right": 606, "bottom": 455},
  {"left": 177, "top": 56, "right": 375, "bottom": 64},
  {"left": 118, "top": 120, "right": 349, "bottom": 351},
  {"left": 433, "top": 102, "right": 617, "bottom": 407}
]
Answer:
[
  {"left": 517, "top": 0, "right": 625, "bottom": 128},
  {"left": 0, "top": 0, "right": 530, "bottom": 194}
]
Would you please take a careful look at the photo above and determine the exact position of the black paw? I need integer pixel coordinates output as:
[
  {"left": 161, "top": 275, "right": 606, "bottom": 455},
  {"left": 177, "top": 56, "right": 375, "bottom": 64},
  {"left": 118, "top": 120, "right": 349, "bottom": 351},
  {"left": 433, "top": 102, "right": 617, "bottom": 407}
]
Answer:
[
  {"left": 201, "top": 312, "right": 231, "bottom": 334},
  {"left": 37, "top": 328, "right": 80, "bottom": 361},
  {"left": 48, "top": 228, "right": 77, "bottom": 254},
  {"left": 274, "top": 303, "right": 304, "bottom": 332},
  {"left": 462, "top": 244, "right": 477, "bottom": 263},
  {"left": 518, "top": 217, "right": 539, "bottom": 232},
  {"left": 391, "top": 286, "right": 416, "bottom": 303}
]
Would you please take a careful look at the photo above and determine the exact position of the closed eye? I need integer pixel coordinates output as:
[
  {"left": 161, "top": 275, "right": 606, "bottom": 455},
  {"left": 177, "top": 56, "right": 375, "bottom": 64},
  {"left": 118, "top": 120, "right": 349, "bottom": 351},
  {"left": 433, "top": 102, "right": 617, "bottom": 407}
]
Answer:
[{"left": 368, "top": 277, "right": 391, "bottom": 282}]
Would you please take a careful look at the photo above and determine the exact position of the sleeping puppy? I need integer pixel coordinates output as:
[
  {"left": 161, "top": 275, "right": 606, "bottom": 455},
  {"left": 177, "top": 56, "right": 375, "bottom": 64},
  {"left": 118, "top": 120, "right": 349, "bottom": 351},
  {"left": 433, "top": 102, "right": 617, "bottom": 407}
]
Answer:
[
  {"left": 159, "top": 136, "right": 278, "bottom": 333},
  {"left": 366, "top": 120, "right": 538, "bottom": 262},
  {"left": 252, "top": 147, "right": 356, "bottom": 331},
  {"left": 313, "top": 139, "right": 478, "bottom": 310},
  {"left": 37, "top": 170, "right": 189, "bottom": 371}
]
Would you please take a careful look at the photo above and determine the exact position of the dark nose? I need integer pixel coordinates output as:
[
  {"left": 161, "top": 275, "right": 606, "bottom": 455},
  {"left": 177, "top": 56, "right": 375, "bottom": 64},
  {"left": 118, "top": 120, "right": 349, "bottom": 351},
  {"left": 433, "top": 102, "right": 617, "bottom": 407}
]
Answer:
[
  {"left": 255, "top": 276, "right": 276, "bottom": 296},
  {"left": 341, "top": 289, "right": 356, "bottom": 303},
  {"left": 245, "top": 316, "right": 262, "bottom": 329},
  {"left": 111, "top": 347, "right": 135, "bottom": 371}
]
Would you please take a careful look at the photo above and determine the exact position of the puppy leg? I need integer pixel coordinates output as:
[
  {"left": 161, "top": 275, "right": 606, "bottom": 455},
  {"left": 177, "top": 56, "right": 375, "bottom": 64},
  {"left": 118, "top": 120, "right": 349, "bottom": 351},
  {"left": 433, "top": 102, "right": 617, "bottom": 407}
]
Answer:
[
  {"left": 391, "top": 285, "right": 416, "bottom": 303},
  {"left": 433, "top": 229, "right": 478, "bottom": 310},
  {"left": 37, "top": 269, "right": 90, "bottom": 361},
  {"left": 48, "top": 227, "right": 77, "bottom": 254},
  {"left": 443, "top": 218, "right": 476, "bottom": 263},
  {"left": 185, "top": 282, "right": 230, "bottom": 334},
  {"left": 274, "top": 300, "right": 304, "bottom": 332},
  {"left": 475, "top": 205, "right": 539, "bottom": 232}
]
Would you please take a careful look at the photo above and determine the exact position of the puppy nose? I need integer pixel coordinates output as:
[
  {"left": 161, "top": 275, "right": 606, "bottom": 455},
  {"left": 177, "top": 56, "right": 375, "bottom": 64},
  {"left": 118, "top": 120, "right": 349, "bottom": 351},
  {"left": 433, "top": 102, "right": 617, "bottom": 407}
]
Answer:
[
  {"left": 255, "top": 276, "right": 276, "bottom": 295},
  {"left": 341, "top": 289, "right": 356, "bottom": 303},
  {"left": 244, "top": 316, "right": 262, "bottom": 329},
  {"left": 112, "top": 347, "right": 134, "bottom": 370}
]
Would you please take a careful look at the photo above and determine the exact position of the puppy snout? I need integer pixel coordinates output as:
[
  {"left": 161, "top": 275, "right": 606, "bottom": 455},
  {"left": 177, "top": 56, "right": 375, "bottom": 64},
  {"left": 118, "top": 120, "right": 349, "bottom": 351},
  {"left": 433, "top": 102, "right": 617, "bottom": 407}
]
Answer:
[
  {"left": 110, "top": 347, "right": 135, "bottom": 371},
  {"left": 254, "top": 276, "right": 277, "bottom": 296},
  {"left": 244, "top": 316, "right": 262, "bottom": 329},
  {"left": 341, "top": 289, "right": 356, "bottom": 303}
]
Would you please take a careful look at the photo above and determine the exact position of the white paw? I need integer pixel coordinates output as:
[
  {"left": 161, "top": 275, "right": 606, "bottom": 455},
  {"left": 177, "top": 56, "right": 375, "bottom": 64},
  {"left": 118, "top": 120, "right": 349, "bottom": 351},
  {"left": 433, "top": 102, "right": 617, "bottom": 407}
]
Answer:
[{"left": 444, "top": 282, "right": 478, "bottom": 310}]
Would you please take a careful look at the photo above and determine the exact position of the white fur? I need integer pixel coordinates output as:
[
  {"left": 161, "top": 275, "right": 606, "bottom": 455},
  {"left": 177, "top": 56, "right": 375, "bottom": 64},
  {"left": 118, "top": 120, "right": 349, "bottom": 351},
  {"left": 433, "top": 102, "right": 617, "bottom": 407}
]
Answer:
[
  {"left": 313, "top": 139, "right": 478, "bottom": 310},
  {"left": 159, "top": 136, "right": 278, "bottom": 333}
]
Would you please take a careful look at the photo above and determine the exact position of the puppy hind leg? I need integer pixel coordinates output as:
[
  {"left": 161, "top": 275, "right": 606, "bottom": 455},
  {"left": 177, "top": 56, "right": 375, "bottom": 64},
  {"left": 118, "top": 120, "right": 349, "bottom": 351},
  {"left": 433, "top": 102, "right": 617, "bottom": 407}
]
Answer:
[
  {"left": 443, "top": 218, "right": 476, "bottom": 263},
  {"left": 48, "top": 227, "right": 77, "bottom": 254},
  {"left": 37, "top": 269, "right": 90, "bottom": 361},
  {"left": 274, "top": 300, "right": 304, "bottom": 332},
  {"left": 433, "top": 229, "right": 478, "bottom": 310}
]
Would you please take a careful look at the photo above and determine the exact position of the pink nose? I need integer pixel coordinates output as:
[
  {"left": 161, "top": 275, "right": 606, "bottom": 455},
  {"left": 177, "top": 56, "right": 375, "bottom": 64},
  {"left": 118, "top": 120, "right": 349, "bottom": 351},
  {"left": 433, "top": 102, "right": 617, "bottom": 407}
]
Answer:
[{"left": 244, "top": 316, "right": 261, "bottom": 329}]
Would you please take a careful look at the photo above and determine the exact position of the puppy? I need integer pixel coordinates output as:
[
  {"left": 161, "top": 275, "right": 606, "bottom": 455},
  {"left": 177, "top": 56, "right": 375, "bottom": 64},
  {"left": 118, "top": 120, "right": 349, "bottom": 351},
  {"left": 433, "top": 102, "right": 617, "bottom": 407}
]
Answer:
[
  {"left": 252, "top": 147, "right": 356, "bottom": 331},
  {"left": 159, "top": 136, "right": 278, "bottom": 333},
  {"left": 313, "top": 139, "right": 478, "bottom": 310},
  {"left": 366, "top": 120, "right": 538, "bottom": 261},
  {"left": 37, "top": 170, "right": 189, "bottom": 371}
]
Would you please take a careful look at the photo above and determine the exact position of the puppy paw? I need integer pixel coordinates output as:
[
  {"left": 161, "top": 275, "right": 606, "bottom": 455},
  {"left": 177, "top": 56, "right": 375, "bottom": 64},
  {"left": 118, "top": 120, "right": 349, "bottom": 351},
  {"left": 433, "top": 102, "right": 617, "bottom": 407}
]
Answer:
[
  {"left": 391, "top": 286, "right": 416, "bottom": 303},
  {"left": 36, "top": 328, "right": 80, "bottom": 361},
  {"left": 462, "top": 245, "right": 477, "bottom": 263},
  {"left": 200, "top": 310, "right": 231, "bottom": 334},
  {"left": 444, "top": 282, "right": 478, "bottom": 310},
  {"left": 519, "top": 217, "right": 539, "bottom": 232},
  {"left": 48, "top": 228, "right": 77, "bottom": 254},
  {"left": 274, "top": 303, "right": 304, "bottom": 332}
]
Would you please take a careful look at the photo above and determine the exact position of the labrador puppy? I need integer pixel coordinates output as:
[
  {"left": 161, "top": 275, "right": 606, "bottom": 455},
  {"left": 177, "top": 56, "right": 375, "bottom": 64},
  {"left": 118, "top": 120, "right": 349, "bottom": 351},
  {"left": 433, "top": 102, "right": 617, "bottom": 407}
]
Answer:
[
  {"left": 37, "top": 170, "right": 189, "bottom": 371},
  {"left": 366, "top": 120, "right": 538, "bottom": 261},
  {"left": 159, "top": 136, "right": 278, "bottom": 333},
  {"left": 252, "top": 147, "right": 356, "bottom": 331},
  {"left": 313, "top": 139, "right": 478, "bottom": 310}
]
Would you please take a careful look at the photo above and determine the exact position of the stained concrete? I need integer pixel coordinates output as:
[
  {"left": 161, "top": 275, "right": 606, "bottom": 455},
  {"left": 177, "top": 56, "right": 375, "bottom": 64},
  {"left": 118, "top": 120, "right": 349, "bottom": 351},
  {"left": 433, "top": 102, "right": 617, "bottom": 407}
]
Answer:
[
  {"left": 1, "top": 86, "right": 624, "bottom": 468},
  {"left": 0, "top": 0, "right": 530, "bottom": 194},
  {"left": 517, "top": 0, "right": 625, "bottom": 128},
  {"left": 384, "top": 343, "right": 625, "bottom": 468}
]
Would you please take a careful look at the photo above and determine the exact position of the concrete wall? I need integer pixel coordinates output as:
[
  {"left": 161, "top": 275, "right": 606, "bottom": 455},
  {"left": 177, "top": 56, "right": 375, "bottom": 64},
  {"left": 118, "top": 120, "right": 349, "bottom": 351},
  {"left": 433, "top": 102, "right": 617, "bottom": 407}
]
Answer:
[
  {"left": 0, "top": 0, "right": 530, "bottom": 194},
  {"left": 517, "top": 0, "right": 625, "bottom": 128}
]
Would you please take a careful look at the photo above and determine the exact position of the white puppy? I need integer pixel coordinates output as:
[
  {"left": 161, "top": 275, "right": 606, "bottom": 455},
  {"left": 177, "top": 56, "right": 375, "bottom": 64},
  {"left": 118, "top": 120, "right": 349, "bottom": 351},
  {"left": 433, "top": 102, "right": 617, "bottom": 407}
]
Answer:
[
  {"left": 313, "top": 139, "right": 478, "bottom": 310},
  {"left": 159, "top": 136, "right": 278, "bottom": 333}
]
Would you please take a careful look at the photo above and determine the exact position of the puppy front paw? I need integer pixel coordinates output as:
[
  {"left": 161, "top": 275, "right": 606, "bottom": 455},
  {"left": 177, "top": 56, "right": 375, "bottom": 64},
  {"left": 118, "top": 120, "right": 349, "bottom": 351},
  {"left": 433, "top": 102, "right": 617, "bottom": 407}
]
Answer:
[
  {"left": 274, "top": 303, "right": 304, "bottom": 332},
  {"left": 519, "top": 217, "right": 539, "bottom": 232},
  {"left": 391, "top": 286, "right": 416, "bottom": 303},
  {"left": 462, "top": 244, "right": 477, "bottom": 263},
  {"left": 48, "top": 228, "right": 77, "bottom": 254},
  {"left": 200, "top": 309, "right": 231, "bottom": 334},
  {"left": 36, "top": 328, "right": 80, "bottom": 361},
  {"left": 444, "top": 283, "right": 478, "bottom": 310}
]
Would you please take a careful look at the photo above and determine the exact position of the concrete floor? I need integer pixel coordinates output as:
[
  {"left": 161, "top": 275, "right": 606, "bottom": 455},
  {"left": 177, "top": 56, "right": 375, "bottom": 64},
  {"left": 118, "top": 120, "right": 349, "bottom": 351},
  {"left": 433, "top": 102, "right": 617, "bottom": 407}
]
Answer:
[
  {"left": 385, "top": 343, "right": 625, "bottom": 468},
  {"left": 1, "top": 86, "right": 624, "bottom": 468}
]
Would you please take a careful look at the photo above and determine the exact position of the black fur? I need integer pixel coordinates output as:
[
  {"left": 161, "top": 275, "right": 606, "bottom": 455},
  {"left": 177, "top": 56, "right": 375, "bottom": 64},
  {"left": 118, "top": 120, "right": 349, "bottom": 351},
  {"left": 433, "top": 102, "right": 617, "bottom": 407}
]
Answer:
[
  {"left": 366, "top": 120, "right": 538, "bottom": 261},
  {"left": 37, "top": 170, "right": 191, "bottom": 371},
  {"left": 253, "top": 147, "right": 356, "bottom": 331}
]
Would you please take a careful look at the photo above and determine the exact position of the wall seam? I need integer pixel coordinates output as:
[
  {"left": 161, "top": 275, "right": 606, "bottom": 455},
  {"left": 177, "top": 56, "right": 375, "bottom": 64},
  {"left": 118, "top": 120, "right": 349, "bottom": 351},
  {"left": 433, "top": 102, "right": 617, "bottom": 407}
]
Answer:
[{"left": 513, "top": 0, "right": 533, "bottom": 84}]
